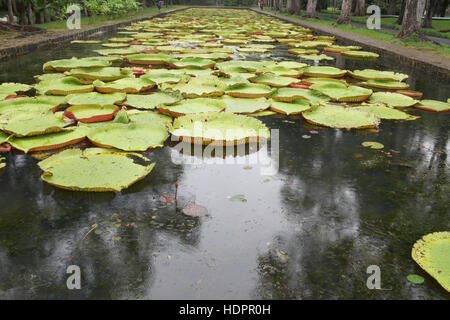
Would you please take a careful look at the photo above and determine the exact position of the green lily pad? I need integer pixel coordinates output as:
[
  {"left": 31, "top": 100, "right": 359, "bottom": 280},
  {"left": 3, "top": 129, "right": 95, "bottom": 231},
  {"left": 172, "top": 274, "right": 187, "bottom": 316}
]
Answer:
[
  {"left": 94, "top": 48, "right": 139, "bottom": 56},
  {"left": 66, "top": 92, "right": 126, "bottom": 107},
  {"left": 299, "top": 54, "right": 334, "bottom": 61},
  {"left": 0, "top": 97, "right": 60, "bottom": 114},
  {"left": 362, "top": 141, "right": 384, "bottom": 149},
  {"left": 127, "top": 110, "right": 173, "bottom": 127},
  {"left": 369, "top": 92, "right": 418, "bottom": 108},
  {"left": 221, "top": 96, "right": 270, "bottom": 114},
  {"left": 125, "top": 53, "right": 177, "bottom": 65},
  {"left": 35, "top": 77, "right": 94, "bottom": 96},
  {"left": 64, "top": 105, "right": 119, "bottom": 123},
  {"left": 71, "top": 40, "right": 102, "bottom": 44},
  {"left": 0, "top": 110, "right": 68, "bottom": 137},
  {"left": 164, "top": 76, "right": 225, "bottom": 98},
  {"left": 38, "top": 148, "right": 155, "bottom": 192},
  {"left": 94, "top": 78, "right": 155, "bottom": 94},
  {"left": 158, "top": 98, "right": 226, "bottom": 117},
  {"left": 0, "top": 157, "right": 5, "bottom": 170},
  {"left": 301, "top": 66, "right": 346, "bottom": 78},
  {"left": 170, "top": 57, "right": 216, "bottom": 69},
  {"left": 256, "top": 66, "right": 302, "bottom": 78},
  {"left": 412, "top": 231, "right": 450, "bottom": 292},
  {"left": 269, "top": 87, "right": 329, "bottom": 103},
  {"left": 142, "top": 71, "right": 187, "bottom": 85},
  {"left": 310, "top": 82, "right": 372, "bottom": 102},
  {"left": 342, "top": 51, "right": 379, "bottom": 59},
  {"left": 0, "top": 82, "right": 31, "bottom": 94},
  {"left": 43, "top": 58, "right": 111, "bottom": 72},
  {"left": 229, "top": 194, "right": 247, "bottom": 202},
  {"left": 249, "top": 73, "right": 298, "bottom": 87},
  {"left": 87, "top": 122, "right": 168, "bottom": 151},
  {"left": 8, "top": 126, "right": 88, "bottom": 153},
  {"left": 303, "top": 104, "right": 380, "bottom": 129},
  {"left": 348, "top": 69, "right": 408, "bottom": 81},
  {"left": 414, "top": 99, "right": 450, "bottom": 112},
  {"left": 354, "top": 104, "right": 417, "bottom": 120},
  {"left": 269, "top": 99, "right": 311, "bottom": 115},
  {"left": 66, "top": 67, "right": 133, "bottom": 82},
  {"left": 363, "top": 80, "right": 409, "bottom": 90},
  {"left": 171, "top": 112, "right": 270, "bottom": 145},
  {"left": 122, "top": 91, "right": 181, "bottom": 109},
  {"left": 407, "top": 274, "right": 425, "bottom": 284},
  {"left": 224, "top": 83, "right": 273, "bottom": 98}
]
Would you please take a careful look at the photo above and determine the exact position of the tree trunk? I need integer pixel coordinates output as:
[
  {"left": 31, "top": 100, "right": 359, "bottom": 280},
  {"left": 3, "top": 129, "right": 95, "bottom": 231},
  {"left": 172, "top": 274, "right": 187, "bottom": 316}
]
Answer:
[
  {"left": 396, "top": 0, "right": 406, "bottom": 24},
  {"left": 336, "top": 0, "right": 352, "bottom": 24},
  {"left": 27, "top": 0, "right": 33, "bottom": 25},
  {"left": 416, "top": 0, "right": 426, "bottom": 23},
  {"left": 387, "top": 0, "right": 396, "bottom": 15},
  {"left": 354, "top": 0, "right": 365, "bottom": 16},
  {"left": 293, "top": 0, "right": 301, "bottom": 14},
  {"left": 43, "top": 0, "right": 48, "bottom": 23},
  {"left": 287, "top": 0, "right": 294, "bottom": 13},
  {"left": 17, "top": 0, "right": 27, "bottom": 25},
  {"left": 397, "top": 0, "right": 428, "bottom": 39},
  {"left": 422, "top": 0, "right": 438, "bottom": 28},
  {"left": 304, "top": 0, "right": 318, "bottom": 17},
  {"left": 7, "top": 0, "right": 14, "bottom": 22}
]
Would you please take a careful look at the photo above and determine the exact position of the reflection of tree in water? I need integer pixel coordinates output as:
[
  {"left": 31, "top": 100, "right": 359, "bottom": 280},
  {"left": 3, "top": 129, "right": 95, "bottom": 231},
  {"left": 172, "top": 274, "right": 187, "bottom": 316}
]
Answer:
[
  {"left": 0, "top": 147, "right": 203, "bottom": 299},
  {"left": 253, "top": 113, "right": 449, "bottom": 299}
]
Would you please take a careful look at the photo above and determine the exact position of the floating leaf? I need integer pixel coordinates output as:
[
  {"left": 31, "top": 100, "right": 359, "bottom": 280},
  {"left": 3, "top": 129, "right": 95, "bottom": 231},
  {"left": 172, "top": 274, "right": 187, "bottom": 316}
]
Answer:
[
  {"left": 229, "top": 194, "right": 247, "bottom": 202},
  {"left": 407, "top": 274, "right": 425, "bottom": 284},
  {"left": 182, "top": 204, "right": 208, "bottom": 217},
  {"left": 362, "top": 141, "right": 384, "bottom": 149},
  {"left": 412, "top": 231, "right": 450, "bottom": 292}
]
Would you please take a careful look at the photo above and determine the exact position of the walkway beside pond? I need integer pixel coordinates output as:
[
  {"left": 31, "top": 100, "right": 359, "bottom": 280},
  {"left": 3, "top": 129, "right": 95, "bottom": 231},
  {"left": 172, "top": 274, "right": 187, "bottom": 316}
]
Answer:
[{"left": 251, "top": 8, "right": 450, "bottom": 79}]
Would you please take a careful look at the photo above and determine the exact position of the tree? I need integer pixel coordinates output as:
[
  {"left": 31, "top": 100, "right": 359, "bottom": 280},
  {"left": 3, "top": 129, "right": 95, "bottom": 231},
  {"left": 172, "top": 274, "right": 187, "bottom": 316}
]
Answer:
[
  {"left": 396, "top": 0, "right": 427, "bottom": 39},
  {"left": 7, "top": 0, "right": 14, "bottom": 22},
  {"left": 303, "top": 0, "right": 318, "bottom": 18},
  {"left": 416, "top": 0, "right": 426, "bottom": 23},
  {"left": 422, "top": 0, "right": 439, "bottom": 28},
  {"left": 336, "top": 0, "right": 352, "bottom": 24},
  {"left": 387, "top": 0, "right": 396, "bottom": 15},
  {"left": 354, "top": 0, "right": 365, "bottom": 16},
  {"left": 287, "top": 0, "right": 294, "bottom": 13},
  {"left": 396, "top": 0, "right": 406, "bottom": 24}
]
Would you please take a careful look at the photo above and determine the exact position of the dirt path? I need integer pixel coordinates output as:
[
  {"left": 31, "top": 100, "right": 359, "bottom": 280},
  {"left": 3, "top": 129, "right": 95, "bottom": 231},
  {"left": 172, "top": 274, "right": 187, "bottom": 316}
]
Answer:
[{"left": 252, "top": 9, "right": 450, "bottom": 77}]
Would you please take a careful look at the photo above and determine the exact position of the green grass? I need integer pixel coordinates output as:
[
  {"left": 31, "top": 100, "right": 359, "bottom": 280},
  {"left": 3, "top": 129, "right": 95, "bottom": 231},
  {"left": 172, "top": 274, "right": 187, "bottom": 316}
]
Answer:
[
  {"left": 318, "top": 11, "right": 450, "bottom": 39},
  {"left": 38, "top": 6, "right": 186, "bottom": 31},
  {"left": 266, "top": 9, "right": 450, "bottom": 58}
]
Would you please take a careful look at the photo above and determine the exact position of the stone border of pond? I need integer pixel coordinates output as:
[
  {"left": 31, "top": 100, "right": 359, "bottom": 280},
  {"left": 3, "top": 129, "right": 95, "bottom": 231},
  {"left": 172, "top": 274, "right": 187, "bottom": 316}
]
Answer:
[
  {"left": 250, "top": 8, "right": 450, "bottom": 81},
  {"left": 0, "top": 7, "right": 187, "bottom": 61}
]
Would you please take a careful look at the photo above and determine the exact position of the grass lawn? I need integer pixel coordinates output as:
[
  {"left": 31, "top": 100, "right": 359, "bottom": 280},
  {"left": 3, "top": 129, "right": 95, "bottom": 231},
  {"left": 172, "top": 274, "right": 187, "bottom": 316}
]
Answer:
[
  {"left": 318, "top": 11, "right": 450, "bottom": 39},
  {"left": 38, "top": 5, "right": 187, "bottom": 31},
  {"left": 265, "top": 9, "right": 450, "bottom": 58}
]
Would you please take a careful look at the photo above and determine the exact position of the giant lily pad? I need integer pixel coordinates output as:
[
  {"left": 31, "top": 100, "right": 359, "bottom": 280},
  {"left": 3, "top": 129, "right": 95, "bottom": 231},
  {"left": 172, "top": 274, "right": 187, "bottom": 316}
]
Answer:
[
  {"left": 9, "top": 126, "right": 88, "bottom": 153},
  {"left": 122, "top": 91, "right": 181, "bottom": 109},
  {"left": 301, "top": 66, "right": 346, "bottom": 78},
  {"left": 0, "top": 97, "right": 60, "bottom": 114},
  {"left": 310, "top": 83, "right": 372, "bottom": 102},
  {"left": 303, "top": 104, "right": 380, "bottom": 129},
  {"left": 87, "top": 122, "right": 168, "bottom": 151},
  {"left": 94, "top": 78, "right": 155, "bottom": 94},
  {"left": 414, "top": 99, "right": 450, "bottom": 112},
  {"left": 35, "top": 77, "right": 94, "bottom": 96},
  {"left": 369, "top": 92, "right": 418, "bottom": 108},
  {"left": 125, "top": 53, "right": 177, "bottom": 65},
  {"left": 165, "top": 76, "right": 225, "bottom": 98},
  {"left": 142, "top": 71, "right": 187, "bottom": 85},
  {"left": 157, "top": 98, "right": 226, "bottom": 117},
  {"left": 348, "top": 69, "right": 408, "bottom": 81},
  {"left": 221, "top": 96, "right": 270, "bottom": 114},
  {"left": 38, "top": 148, "right": 155, "bottom": 192},
  {"left": 0, "top": 110, "right": 68, "bottom": 137},
  {"left": 43, "top": 58, "right": 111, "bottom": 72},
  {"left": 269, "top": 87, "right": 329, "bottom": 103},
  {"left": 269, "top": 99, "right": 310, "bottom": 115},
  {"left": 66, "top": 67, "right": 133, "bottom": 82},
  {"left": 354, "top": 104, "right": 417, "bottom": 120},
  {"left": 256, "top": 66, "right": 302, "bottom": 78},
  {"left": 169, "top": 57, "right": 216, "bottom": 69},
  {"left": 342, "top": 51, "right": 379, "bottom": 59},
  {"left": 64, "top": 105, "right": 119, "bottom": 123},
  {"left": 128, "top": 110, "right": 173, "bottom": 127},
  {"left": 66, "top": 92, "right": 126, "bottom": 107},
  {"left": 412, "top": 231, "right": 450, "bottom": 292},
  {"left": 171, "top": 112, "right": 270, "bottom": 145},
  {"left": 363, "top": 80, "right": 409, "bottom": 90},
  {"left": 249, "top": 73, "right": 299, "bottom": 87},
  {"left": 0, "top": 82, "right": 31, "bottom": 94},
  {"left": 224, "top": 83, "right": 273, "bottom": 98}
]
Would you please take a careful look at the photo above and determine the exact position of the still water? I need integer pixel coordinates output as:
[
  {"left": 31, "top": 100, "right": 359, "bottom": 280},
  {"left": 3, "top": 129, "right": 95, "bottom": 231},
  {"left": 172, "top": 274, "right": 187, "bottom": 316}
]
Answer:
[{"left": 0, "top": 23, "right": 449, "bottom": 299}]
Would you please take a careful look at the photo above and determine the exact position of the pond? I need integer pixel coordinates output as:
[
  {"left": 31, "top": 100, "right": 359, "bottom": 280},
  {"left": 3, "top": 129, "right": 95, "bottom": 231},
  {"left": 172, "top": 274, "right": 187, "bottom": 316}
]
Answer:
[{"left": 0, "top": 9, "right": 449, "bottom": 299}]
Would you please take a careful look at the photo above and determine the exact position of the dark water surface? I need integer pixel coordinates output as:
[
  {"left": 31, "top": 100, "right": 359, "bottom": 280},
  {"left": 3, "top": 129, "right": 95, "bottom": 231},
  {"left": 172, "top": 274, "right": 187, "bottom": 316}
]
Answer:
[{"left": 0, "top": 24, "right": 449, "bottom": 299}]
